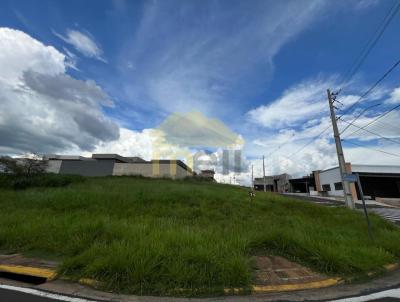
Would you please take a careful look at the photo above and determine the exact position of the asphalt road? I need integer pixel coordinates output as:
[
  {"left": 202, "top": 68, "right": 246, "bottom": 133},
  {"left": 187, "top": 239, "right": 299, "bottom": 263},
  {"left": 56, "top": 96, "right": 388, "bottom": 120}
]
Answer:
[
  {"left": 0, "top": 287, "right": 57, "bottom": 302},
  {"left": 281, "top": 193, "right": 400, "bottom": 226},
  {"left": 1, "top": 285, "right": 400, "bottom": 302},
  {"left": 0, "top": 286, "right": 98, "bottom": 302}
]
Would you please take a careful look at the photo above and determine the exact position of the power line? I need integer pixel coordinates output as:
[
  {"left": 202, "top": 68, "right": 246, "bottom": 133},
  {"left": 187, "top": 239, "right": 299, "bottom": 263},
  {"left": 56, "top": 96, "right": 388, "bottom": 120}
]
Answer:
[
  {"left": 277, "top": 2, "right": 400, "bottom": 165},
  {"left": 342, "top": 139, "right": 400, "bottom": 158},
  {"left": 338, "top": 117, "right": 400, "bottom": 145},
  {"left": 338, "top": 58, "right": 400, "bottom": 134},
  {"left": 339, "top": 1, "right": 400, "bottom": 89},
  {"left": 343, "top": 103, "right": 400, "bottom": 139},
  {"left": 286, "top": 124, "right": 332, "bottom": 159},
  {"left": 339, "top": 103, "right": 381, "bottom": 134},
  {"left": 265, "top": 133, "right": 295, "bottom": 158}
]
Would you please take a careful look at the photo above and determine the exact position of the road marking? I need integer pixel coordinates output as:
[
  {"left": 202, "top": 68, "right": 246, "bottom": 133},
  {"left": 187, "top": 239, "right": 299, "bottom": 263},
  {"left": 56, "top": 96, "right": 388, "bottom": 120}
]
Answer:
[
  {"left": 0, "top": 284, "right": 99, "bottom": 302},
  {"left": 369, "top": 208, "right": 400, "bottom": 223},
  {"left": 329, "top": 288, "right": 400, "bottom": 301}
]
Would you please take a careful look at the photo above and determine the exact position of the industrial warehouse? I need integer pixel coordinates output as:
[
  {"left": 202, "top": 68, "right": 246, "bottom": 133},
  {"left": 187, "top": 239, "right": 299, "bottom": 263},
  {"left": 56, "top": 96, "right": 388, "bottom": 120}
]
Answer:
[
  {"left": 45, "top": 154, "right": 194, "bottom": 178},
  {"left": 254, "top": 163, "right": 400, "bottom": 204}
]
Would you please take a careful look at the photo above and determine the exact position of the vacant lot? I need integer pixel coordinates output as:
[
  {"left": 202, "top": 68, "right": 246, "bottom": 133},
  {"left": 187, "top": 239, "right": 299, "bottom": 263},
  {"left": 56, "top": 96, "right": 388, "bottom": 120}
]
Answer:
[{"left": 0, "top": 176, "right": 399, "bottom": 296}]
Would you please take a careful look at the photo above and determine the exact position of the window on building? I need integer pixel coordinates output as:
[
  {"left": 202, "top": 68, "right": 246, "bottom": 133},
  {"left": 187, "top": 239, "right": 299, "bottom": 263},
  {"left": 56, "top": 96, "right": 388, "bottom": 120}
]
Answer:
[
  {"left": 334, "top": 182, "right": 343, "bottom": 190},
  {"left": 322, "top": 184, "right": 331, "bottom": 191}
]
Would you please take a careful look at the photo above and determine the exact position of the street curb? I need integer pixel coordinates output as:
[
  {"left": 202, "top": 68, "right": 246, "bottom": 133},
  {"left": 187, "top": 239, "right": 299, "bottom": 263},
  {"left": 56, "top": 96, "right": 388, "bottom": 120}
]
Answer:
[
  {"left": 0, "top": 262, "right": 398, "bottom": 295},
  {"left": 0, "top": 264, "right": 92, "bottom": 286},
  {"left": 252, "top": 277, "right": 342, "bottom": 293},
  {"left": 0, "top": 264, "right": 57, "bottom": 281}
]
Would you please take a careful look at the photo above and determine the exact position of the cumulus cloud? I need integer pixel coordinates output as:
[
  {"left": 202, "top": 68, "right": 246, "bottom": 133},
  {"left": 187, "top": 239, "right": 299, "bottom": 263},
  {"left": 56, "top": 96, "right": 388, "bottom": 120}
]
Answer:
[
  {"left": 387, "top": 87, "right": 400, "bottom": 104},
  {"left": 86, "top": 112, "right": 246, "bottom": 176},
  {"left": 0, "top": 27, "right": 119, "bottom": 155},
  {"left": 86, "top": 128, "right": 154, "bottom": 160},
  {"left": 247, "top": 78, "right": 337, "bottom": 128},
  {"left": 54, "top": 29, "right": 106, "bottom": 62},
  {"left": 0, "top": 28, "right": 65, "bottom": 82},
  {"left": 242, "top": 78, "right": 400, "bottom": 183}
]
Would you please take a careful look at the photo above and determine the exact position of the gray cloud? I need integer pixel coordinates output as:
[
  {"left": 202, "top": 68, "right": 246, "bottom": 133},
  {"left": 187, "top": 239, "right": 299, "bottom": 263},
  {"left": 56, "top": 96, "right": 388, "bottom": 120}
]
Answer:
[
  {"left": 0, "top": 27, "right": 119, "bottom": 155},
  {"left": 22, "top": 71, "right": 114, "bottom": 108}
]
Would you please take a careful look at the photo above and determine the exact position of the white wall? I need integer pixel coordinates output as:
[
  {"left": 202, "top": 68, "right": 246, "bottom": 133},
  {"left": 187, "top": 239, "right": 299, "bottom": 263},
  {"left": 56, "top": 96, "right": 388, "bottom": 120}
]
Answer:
[
  {"left": 113, "top": 162, "right": 191, "bottom": 179},
  {"left": 319, "top": 167, "right": 343, "bottom": 197},
  {"left": 352, "top": 165, "right": 400, "bottom": 174},
  {"left": 46, "top": 160, "right": 62, "bottom": 174}
]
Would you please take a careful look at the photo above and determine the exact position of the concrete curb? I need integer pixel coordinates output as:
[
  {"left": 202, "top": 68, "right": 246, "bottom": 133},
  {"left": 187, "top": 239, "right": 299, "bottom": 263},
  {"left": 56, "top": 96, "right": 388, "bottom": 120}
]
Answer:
[
  {"left": 0, "top": 264, "right": 57, "bottom": 281},
  {"left": 0, "top": 262, "right": 398, "bottom": 295},
  {"left": 0, "top": 264, "right": 92, "bottom": 286},
  {"left": 252, "top": 277, "right": 342, "bottom": 293}
]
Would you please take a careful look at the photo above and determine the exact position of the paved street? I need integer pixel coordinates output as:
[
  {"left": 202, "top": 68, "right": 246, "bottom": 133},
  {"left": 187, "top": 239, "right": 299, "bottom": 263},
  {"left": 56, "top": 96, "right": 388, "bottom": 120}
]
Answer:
[
  {"left": 1, "top": 284, "right": 400, "bottom": 302},
  {"left": 0, "top": 287, "right": 56, "bottom": 302},
  {"left": 282, "top": 193, "right": 400, "bottom": 226},
  {"left": 328, "top": 288, "right": 400, "bottom": 301},
  {"left": 369, "top": 208, "right": 400, "bottom": 225},
  {"left": 0, "top": 285, "right": 97, "bottom": 302}
]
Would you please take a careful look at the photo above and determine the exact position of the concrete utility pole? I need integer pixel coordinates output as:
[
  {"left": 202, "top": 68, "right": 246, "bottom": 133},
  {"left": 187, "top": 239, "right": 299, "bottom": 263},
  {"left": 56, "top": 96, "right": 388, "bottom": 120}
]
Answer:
[
  {"left": 251, "top": 164, "right": 254, "bottom": 191},
  {"left": 262, "top": 155, "right": 266, "bottom": 192},
  {"left": 327, "top": 89, "right": 355, "bottom": 209}
]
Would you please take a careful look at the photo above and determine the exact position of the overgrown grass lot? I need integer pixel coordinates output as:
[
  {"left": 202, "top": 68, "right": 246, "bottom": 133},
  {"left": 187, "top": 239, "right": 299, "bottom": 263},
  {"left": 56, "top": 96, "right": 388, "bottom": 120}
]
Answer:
[{"left": 0, "top": 176, "right": 399, "bottom": 296}]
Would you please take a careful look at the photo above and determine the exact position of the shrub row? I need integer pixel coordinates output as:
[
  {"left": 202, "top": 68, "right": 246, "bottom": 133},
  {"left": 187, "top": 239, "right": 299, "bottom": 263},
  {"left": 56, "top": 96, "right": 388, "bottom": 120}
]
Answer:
[{"left": 0, "top": 173, "right": 85, "bottom": 190}]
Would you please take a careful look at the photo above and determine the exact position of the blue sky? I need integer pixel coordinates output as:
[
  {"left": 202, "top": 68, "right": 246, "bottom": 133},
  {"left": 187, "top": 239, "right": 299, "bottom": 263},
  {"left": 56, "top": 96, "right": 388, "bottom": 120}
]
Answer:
[{"left": 1, "top": 0, "right": 400, "bottom": 182}]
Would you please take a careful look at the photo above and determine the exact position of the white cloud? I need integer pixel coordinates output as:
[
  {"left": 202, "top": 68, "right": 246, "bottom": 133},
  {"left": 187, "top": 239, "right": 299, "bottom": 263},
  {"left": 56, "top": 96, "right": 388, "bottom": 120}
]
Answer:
[
  {"left": 119, "top": 0, "right": 328, "bottom": 114},
  {"left": 0, "top": 28, "right": 65, "bottom": 83},
  {"left": 247, "top": 78, "right": 337, "bottom": 128},
  {"left": 241, "top": 80, "right": 400, "bottom": 183},
  {"left": 338, "top": 110, "right": 400, "bottom": 141},
  {"left": 387, "top": 87, "right": 400, "bottom": 104},
  {"left": 62, "top": 47, "right": 79, "bottom": 71},
  {"left": 86, "top": 128, "right": 154, "bottom": 160},
  {"left": 0, "top": 27, "right": 118, "bottom": 155},
  {"left": 54, "top": 29, "right": 106, "bottom": 62},
  {"left": 354, "top": 0, "right": 380, "bottom": 10}
]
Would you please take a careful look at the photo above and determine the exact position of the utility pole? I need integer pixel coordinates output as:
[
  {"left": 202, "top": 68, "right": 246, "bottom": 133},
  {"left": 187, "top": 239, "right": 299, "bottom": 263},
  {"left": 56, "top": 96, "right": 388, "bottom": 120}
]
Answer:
[
  {"left": 327, "top": 89, "right": 355, "bottom": 209},
  {"left": 251, "top": 164, "right": 254, "bottom": 191},
  {"left": 262, "top": 155, "right": 266, "bottom": 192}
]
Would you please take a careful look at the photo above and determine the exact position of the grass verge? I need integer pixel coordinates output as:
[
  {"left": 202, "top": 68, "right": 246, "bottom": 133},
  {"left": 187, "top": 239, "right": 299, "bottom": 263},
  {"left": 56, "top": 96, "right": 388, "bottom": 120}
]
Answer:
[{"left": 0, "top": 176, "right": 399, "bottom": 296}]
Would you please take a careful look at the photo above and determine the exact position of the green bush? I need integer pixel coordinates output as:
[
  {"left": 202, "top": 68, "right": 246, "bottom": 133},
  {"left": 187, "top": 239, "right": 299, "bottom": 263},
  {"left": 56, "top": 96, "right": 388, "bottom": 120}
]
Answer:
[{"left": 0, "top": 173, "right": 85, "bottom": 190}]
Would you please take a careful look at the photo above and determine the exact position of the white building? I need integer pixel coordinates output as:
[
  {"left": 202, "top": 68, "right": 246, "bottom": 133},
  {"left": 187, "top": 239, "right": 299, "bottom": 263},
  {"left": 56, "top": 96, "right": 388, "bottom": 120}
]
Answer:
[{"left": 314, "top": 163, "right": 400, "bottom": 201}]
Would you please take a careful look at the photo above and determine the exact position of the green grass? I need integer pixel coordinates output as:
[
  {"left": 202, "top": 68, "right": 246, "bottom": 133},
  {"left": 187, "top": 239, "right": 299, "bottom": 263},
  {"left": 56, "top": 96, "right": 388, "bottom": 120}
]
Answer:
[{"left": 0, "top": 176, "right": 399, "bottom": 296}]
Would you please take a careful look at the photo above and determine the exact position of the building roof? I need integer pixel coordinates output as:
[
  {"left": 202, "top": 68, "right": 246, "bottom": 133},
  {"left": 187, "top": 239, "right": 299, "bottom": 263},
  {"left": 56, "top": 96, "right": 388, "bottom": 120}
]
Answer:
[
  {"left": 127, "top": 157, "right": 147, "bottom": 163},
  {"left": 319, "top": 164, "right": 400, "bottom": 174},
  {"left": 254, "top": 173, "right": 291, "bottom": 181},
  {"left": 200, "top": 170, "right": 215, "bottom": 174},
  {"left": 91, "top": 154, "right": 131, "bottom": 163},
  {"left": 46, "top": 154, "right": 192, "bottom": 172},
  {"left": 151, "top": 159, "right": 192, "bottom": 172},
  {"left": 44, "top": 154, "right": 93, "bottom": 161},
  {"left": 351, "top": 164, "right": 400, "bottom": 174}
]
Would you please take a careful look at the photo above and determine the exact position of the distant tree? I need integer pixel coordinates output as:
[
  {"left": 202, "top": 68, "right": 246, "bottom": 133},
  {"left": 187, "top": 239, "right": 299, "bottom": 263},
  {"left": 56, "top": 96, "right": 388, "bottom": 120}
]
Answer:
[
  {"left": 0, "top": 153, "right": 48, "bottom": 176},
  {"left": 0, "top": 156, "right": 21, "bottom": 174}
]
